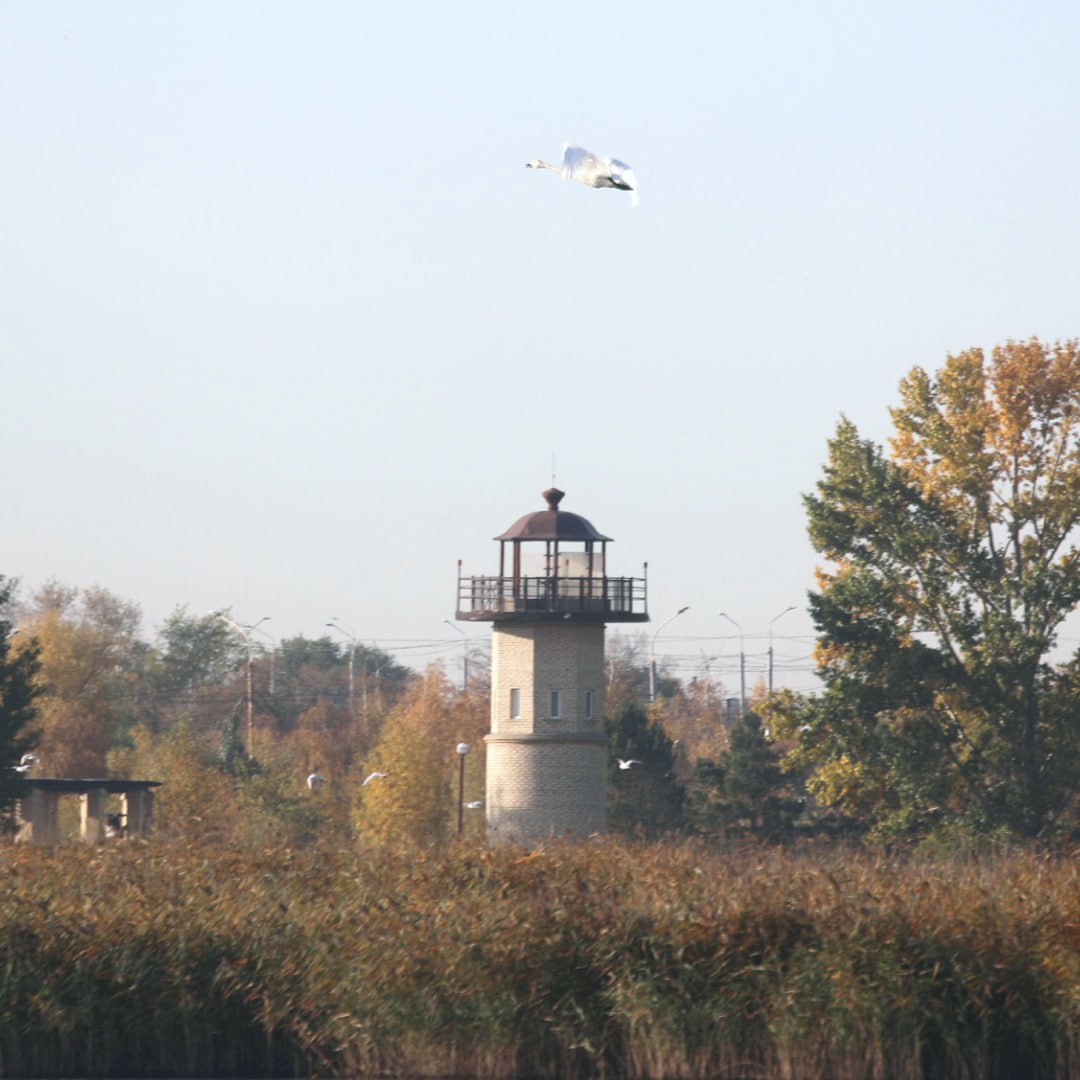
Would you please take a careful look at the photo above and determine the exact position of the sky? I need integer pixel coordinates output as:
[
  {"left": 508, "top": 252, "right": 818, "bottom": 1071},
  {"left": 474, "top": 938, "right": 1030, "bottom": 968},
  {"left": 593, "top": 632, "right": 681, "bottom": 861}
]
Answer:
[{"left": 3, "top": 1, "right": 1079, "bottom": 695}]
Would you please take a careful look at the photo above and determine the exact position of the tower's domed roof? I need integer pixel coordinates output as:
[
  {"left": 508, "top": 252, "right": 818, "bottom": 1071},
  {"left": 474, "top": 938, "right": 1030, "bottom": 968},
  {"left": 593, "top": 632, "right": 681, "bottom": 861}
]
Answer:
[{"left": 494, "top": 488, "right": 612, "bottom": 542}]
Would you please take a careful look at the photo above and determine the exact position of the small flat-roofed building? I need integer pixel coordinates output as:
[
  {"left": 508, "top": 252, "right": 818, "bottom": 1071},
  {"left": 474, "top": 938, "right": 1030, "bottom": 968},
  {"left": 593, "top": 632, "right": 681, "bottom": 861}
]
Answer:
[{"left": 14, "top": 778, "right": 161, "bottom": 844}]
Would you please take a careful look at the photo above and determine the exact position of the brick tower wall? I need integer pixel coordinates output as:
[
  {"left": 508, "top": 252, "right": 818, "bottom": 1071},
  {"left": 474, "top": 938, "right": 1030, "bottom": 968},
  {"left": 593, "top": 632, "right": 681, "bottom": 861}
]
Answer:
[{"left": 486, "top": 622, "right": 607, "bottom": 843}]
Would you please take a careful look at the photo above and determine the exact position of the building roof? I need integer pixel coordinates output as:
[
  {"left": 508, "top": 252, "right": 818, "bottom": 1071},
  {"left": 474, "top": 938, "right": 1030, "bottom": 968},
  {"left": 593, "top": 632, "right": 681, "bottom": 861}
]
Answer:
[
  {"left": 494, "top": 488, "right": 612, "bottom": 543},
  {"left": 15, "top": 779, "right": 162, "bottom": 794}
]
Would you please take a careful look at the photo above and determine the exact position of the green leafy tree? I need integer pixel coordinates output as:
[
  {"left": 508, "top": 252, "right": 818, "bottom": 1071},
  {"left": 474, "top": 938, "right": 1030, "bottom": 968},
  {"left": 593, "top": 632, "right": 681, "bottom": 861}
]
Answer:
[
  {"left": 607, "top": 701, "right": 684, "bottom": 838},
  {"left": 155, "top": 607, "right": 246, "bottom": 694},
  {"left": 689, "top": 711, "right": 802, "bottom": 843},
  {"left": 804, "top": 338, "right": 1080, "bottom": 839},
  {"left": 148, "top": 608, "right": 248, "bottom": 735},
  {"left": 0, "top": 578, "right": 41, "bottom": 825},
  {"left": 273, "top": 635, "right": 411, "bottom": 739}
]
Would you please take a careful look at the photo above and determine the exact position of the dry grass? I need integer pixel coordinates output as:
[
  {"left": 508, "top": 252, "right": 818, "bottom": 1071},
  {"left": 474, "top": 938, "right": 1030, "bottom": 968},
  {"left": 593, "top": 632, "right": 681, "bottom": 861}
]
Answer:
[{"left": 2, "top": 837, "right": 1079, "bottom": 1078}]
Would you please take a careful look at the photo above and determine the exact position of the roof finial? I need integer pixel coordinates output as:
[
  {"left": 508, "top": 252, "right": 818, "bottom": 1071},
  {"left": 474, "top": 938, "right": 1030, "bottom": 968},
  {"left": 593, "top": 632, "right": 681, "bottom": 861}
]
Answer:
[{"left": 542, "top": 487, "right": 565, "bottom": 511}]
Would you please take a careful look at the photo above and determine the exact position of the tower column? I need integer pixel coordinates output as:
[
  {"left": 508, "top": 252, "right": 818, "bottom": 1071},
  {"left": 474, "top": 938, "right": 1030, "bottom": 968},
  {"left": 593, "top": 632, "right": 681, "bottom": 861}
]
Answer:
[{"left": 487, "top": 621, "right": 608, "bottom": 843}]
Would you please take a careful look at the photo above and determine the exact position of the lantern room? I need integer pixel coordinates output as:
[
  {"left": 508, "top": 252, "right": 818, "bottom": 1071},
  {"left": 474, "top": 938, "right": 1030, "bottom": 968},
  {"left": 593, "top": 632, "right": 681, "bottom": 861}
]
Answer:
[{"left": 455, "top": 487, "right": 648, "bottom": 623}]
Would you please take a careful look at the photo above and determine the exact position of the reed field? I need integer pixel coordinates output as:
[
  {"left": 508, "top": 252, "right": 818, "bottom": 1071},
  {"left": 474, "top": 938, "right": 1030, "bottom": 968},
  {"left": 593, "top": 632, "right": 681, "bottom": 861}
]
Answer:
[{"left": 2, "top": 837, "right": 1080, "bottom": 1079}]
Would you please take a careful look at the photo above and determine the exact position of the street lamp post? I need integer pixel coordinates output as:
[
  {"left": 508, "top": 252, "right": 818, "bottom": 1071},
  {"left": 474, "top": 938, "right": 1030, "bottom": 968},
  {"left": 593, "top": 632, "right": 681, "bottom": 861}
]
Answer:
[
  {"left": 326, "top": 620, "right": 357, "bottom": 713},
  {"left": 251, "top": 625, "right": 276, "bottom": 703},
  {"left": 768, "top": 605, "right": 797, "bottom": 693},
  {"left": 213, "top": 612, "right": 271, "bottom": 756},
  {"left": 718, "top": 612, "right": 745, "bottom": 718},
  {"left": 456, "top": 741, "right": 470, "bottom": 836},
  {"left": 650, "top": 606, "right": 690, "bottom": 703},
  {"left": 444, "top": 620, "right": 469, "bottom": 691}
]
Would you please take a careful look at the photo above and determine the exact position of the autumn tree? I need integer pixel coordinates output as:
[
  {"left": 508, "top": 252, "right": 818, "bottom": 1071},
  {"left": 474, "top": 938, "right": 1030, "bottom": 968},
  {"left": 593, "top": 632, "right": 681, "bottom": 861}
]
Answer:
[
  {"left": 271, "top": 636, "right": 411, "bottom": 740},
  {"left": 804, "top": 338, "right": 1080, "bottom": 840},
  {"left": 604, "top": 633, "right": 653, "bottom": 714},
  {"left": 353, "top": 667, "right": 487, "bottom": 846},
  {"left": 650, "top": 674, "right": 731, "bottom": 782},
  {"left": 0, "top": 578, "right": 41, "bottom": 824},
  {"left": 21, "top": 582, "right": 148, "bottom": 776}
]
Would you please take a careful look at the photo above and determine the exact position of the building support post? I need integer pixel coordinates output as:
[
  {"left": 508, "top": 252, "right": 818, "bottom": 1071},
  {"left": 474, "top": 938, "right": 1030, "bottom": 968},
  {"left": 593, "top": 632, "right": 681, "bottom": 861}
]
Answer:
[
  {"left": 80, "top": 787, "right": 107, "bottom": 843},
  {"left": 123, "top": 789, "right": 154, "bottom": 836}
]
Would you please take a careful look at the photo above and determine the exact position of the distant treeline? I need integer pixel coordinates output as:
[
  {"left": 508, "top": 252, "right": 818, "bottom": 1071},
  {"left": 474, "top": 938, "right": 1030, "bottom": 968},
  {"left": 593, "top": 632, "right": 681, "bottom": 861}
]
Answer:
[{"left": 2, "top": 836, "right": 1079, "bottom": 1079}]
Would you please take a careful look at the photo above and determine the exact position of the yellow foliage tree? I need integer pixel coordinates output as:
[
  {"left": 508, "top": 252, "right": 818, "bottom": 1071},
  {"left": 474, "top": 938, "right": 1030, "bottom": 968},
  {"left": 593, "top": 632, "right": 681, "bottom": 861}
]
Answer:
[
  {"left": 353, "top": 668, "right": 487, "bottom": 846},
  {"left": 649, "top": 676, "right": 731, "bottom": 781},
  {"left": 22, "top": 583, "right": 145, "bottom": 777},
  {"left": 119, "top": 723, "right": 238, "bottom": 842}
]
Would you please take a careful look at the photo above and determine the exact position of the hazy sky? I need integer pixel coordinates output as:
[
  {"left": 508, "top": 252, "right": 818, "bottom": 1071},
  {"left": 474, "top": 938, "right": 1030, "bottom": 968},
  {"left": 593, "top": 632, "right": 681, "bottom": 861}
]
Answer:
[{"left": 4, "top": 1, "right": 1079, "bottom": 694}]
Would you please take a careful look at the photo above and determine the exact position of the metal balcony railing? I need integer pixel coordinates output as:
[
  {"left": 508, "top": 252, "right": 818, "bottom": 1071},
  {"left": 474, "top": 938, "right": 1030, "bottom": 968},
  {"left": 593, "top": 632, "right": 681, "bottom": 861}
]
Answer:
[{"left": 456, "top": 574, "right": 648, "bottom": 622}]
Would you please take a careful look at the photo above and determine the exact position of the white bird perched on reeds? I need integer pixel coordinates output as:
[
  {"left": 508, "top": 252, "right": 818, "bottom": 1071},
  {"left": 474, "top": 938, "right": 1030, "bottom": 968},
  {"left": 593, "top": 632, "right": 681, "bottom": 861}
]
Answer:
[
  {"left": 306, "top": 772, "right": 327, "bottom": 790},
  {"left": 362, "top": 771, "right": 387, "bottom": 786},
  {"left": 616, "top": 758, "right": 642, "bottom": 770},
  {"left": 12, "top": 753, "right": 38, "bottom": 773},
  {"left": 527, "top": 144, "right": 639, "bottom": 206}
]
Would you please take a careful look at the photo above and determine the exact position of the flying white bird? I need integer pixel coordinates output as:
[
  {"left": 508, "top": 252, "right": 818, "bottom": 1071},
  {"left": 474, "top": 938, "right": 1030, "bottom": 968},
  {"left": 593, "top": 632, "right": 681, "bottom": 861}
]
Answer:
[
  {"left": 616, "top": 758, "right": 642, "bottom": 770},
  {"left": 306, "top": 772, "right": 327, "bottom": 789},
  {"left": 465, "top": 801, "right": 483, "bottom": 809},
  {"left": 362, "top": 771, "right": 387, "bottom": 786},
  {"left": 527, "top": 144, "right": 639, "bottom": 206},
  {"left": 12, "top": 753, "right": 38, "bottom": 774}
]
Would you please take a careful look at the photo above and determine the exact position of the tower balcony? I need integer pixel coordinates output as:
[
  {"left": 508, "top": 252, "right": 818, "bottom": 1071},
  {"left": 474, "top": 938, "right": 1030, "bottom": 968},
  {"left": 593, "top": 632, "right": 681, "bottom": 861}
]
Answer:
[{"left": 456, "top": 573, "right": 648, "bottom": 623}]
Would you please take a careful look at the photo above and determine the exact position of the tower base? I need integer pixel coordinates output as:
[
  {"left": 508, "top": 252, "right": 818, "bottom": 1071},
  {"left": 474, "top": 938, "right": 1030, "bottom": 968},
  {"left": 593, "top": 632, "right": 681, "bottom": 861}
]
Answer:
[{"left": 485, "top": 732, "right": 607, "bottom": 844}]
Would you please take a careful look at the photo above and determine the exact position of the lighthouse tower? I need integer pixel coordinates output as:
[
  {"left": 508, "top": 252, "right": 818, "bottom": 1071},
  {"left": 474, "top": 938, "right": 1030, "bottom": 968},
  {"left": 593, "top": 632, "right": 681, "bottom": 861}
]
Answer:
[{"left": 455, "top": 489, "right": 649, "bottom": 843}]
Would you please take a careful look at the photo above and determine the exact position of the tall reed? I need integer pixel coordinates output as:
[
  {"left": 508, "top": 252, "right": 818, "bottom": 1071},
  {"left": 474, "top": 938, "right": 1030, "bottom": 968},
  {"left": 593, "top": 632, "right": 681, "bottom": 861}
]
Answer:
[{"left": 2, "top": 837, "right": 1079, "bottom": 1078}]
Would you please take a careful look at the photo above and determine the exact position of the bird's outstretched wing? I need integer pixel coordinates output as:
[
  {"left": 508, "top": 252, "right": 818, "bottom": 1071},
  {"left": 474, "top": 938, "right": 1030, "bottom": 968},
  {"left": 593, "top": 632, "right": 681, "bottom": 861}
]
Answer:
[
  {"left": 560, "top": 144, "right": 605, "bottom": 183},
  {"left": 608, "top": 158, "right": 639, "bottom": 205},
  {"left": 561, "top": 144, "right": 639, "bottom": 204}
]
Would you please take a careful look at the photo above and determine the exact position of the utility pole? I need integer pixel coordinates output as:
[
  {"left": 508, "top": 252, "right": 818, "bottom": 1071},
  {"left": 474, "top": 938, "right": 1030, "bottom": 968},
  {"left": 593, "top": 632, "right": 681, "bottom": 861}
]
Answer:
[
  {"left": 768, "top": 606, "right": 796, "bottom": 693},
  {"left": 718, "top": 612, "right": 745, "bottom": 718}
]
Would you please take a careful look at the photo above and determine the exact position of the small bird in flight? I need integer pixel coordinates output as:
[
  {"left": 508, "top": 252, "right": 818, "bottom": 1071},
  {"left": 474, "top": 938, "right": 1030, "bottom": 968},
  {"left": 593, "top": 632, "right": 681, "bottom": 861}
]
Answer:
[
  {"left": 306, "top": 772, "right": 327, "bottom": 790},
  {"left": 616, "top": 758, "right": 642, "bottom": 770},
  {"left": 12, "top": 753, "right": 38, "bottom": 774},
  {"left": 527, "top": 144, "right": 639, "bottom": 206},
  {"left": 362, "top": 771, "right": 388, "bottom": 786},
  {"left": 465, "top": 801, "right": 483, "bottom": 809}
]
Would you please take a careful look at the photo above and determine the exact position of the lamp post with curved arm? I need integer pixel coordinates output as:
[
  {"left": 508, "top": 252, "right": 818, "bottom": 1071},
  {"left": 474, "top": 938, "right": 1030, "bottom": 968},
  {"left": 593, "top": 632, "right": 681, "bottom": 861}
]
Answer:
[
  {"left": 213, "top": 612, "right": 270, "bottom": 756},
  {"left": 650, "top": 606, "right": 689, "bottom": 703},
  {"left": 444, "top": 619, "right": 469, "bottom": 691},
  {"left": 250, "top": 624, "right": 277, "bottom": 704},
  {"left": 456, "top": 742, "right": 470, "bottom": 836},
  {"left": 326, "top": 620, "right": 357, "bottom": 713}
]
